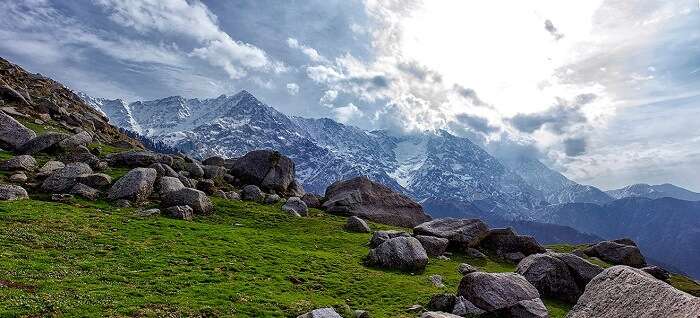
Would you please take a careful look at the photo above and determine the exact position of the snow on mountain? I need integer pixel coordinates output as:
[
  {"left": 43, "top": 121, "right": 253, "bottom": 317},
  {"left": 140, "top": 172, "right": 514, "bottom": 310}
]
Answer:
[
  {"left": 606, "top": 183, "right": 700, "bottom": 201},
  {"left": 78, "top": 92, "right": 140, "bottom": 133}
]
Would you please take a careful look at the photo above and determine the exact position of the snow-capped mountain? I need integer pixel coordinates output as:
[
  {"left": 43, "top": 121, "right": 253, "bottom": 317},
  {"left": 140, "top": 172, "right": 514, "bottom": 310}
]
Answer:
[
  {"left": 606, "top": 183, "right": 700, "bottom": 201},
  {"left": 81, "top": 90, "right": 603, "bottom": 219}
]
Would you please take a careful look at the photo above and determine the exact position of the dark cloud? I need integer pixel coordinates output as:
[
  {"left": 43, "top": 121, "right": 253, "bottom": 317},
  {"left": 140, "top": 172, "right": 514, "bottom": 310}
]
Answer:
[
  {"left": 544, "top": 19, "right": 564, "bottom": 41},
  {"left": 509, "top": 93, "right": 595, "bottom": 134},
  {"left": 564, "top": 137, "right": 587, "bottom": 156},
  {"left": 454, "top": 85, "right": 486, "bottom": 106},
  {"left": 397, "top": 61, "right": 443, "bottom": 83},
  {"left": 455, "top": 114, "right": 500, "bottom": 134}
]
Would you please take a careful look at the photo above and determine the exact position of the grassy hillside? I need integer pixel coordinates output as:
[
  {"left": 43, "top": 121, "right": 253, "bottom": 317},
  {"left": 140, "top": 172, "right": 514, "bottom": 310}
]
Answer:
[{"left": 0, "top": 197, "right": 573, "bottom": 317}]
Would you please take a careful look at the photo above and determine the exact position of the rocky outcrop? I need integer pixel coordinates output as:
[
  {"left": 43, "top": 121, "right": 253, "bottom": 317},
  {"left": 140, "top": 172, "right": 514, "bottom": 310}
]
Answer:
[
  {"left": 241, "top": 185, "right": 264, "bottom": 202},
  {"left": 76, "top": 173, "right": 112, "bottom": 189},
  {"left": 282, "top": 197, "right": 308, "bottom": 216},
  {"left": 516, "top": 253, "right": 581, "bottom": 303},
  {"left": 158, "top": 177, "right": 185, "bottom": 196},
  {"left": 165, "top": 205, "right": 194, "bottom": 220},
  {"left": 458, "top": 271, "right": 547, "bottom": 316},
  {"left": 161, "top": 188, "right": 213, "bottom": 215},
  {"left": 301, "top": 193, "right": 322, "bottom": 208},
  {"left": 202, "top": 156, "right": 225, "bottom": 166},
  {"left": 415, "top": 235, "right": 449, "bottom": 257},
  {"left": 0, "top": 155, "right": 37, "bottom": 171},
  {"left": 106, "top": 151, "right": 172, "bottom": 168},
  {"left": 345, "top": 216, "right": 370, "bottom": 233},
  {"left": 0, "top": 184, "right": 28, "bottom": 200},
  {"left": 57, "top": 131, "right": 92, "bottom": 150},
  {"left": 69, "top": 183, "right": 100, "bottom": 200},
  {"left": 230, "top": 150, "right": 303, "bottom": 196},
  {"left": 567, "top": 266, "right": 700, "bottom": 318},
  {"left": 366, "top": 236, "right": 428, "bottom": 272},
  {"left": 0, "top": 110, "right": 35, "bottom": 150},
  {"left": 641, "top": 266, "right": 671, "bottom": 281},
  {"left": 413, "top": 218, "right": 489, "bottom": 248},
  {"left": 479, "top": 228, "right": 546, "bottom": 262},
  {"left": 106, "top": 168, "right": 157, "bottom": 202},
  {"left": 369, "top": 230, "right": 410, "bottom": 248},
  {"left": 550, "top": 252, "right": 603, "bottom": 289},
  {"left": 37, "top": 160, "right": 65, "bottom": 178},
  {"left": 583, "top": 240, "right": 646, "bottom": 268},
  {"left": 41, "top": 162, "right": 93, "bottom": 193},
  {"left": 323, "top": 176, "right": 431, "bottom": 227},
  {"left": 297, "top": 308, "right": 342, "bottom": 318},
  {"left": 17, "top": 132, "right": 69, "bottom": 155}
]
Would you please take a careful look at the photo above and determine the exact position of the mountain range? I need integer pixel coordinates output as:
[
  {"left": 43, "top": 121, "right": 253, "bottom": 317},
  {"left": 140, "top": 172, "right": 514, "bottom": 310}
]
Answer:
[{"left": 79, "top": 90, "right": 700, "bottom": 278}]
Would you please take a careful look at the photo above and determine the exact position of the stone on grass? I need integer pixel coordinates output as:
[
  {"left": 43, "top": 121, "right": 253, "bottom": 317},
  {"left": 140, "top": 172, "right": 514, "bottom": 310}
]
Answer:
[
  {"left": 465, "top": 248, "right": 487, "bottom": 259},
  {"left": 17, "top": 132, "right": 70, "bottom": 155},
  {"left": 136, "top": 208, "right": 161, "bottom": 217},
  {"left": 162, "top": 187, "right": 213, "bottom": 215},
  {"left": 457, "top": 271, "right": 542, "bottom": 313},
  {"left": 458, "top": 263, "right": 479, "bottom": 275},
  {"left": 516, "top": 253, "right": 581, "bottom": 303},
  {"left": 479, "top": 228, "right": 546, "bottom": 261},
  {"left": 549, "top": 252, "right": 603, "bottom": 289},
  {"left": 57, "top": 131, "right": 92, "bottom": 149},
  {"left": 583, "top": 240, "right": 646, "bottom": 268},
  {"left": 69, "top": 183, "right": 100, "bottom": 200},
  {"left": 0, "top": 110, "right": 36, "bottom": 150},
  {"left": 452, "top": 296, "right": 486, "bottom": 316},
  {"left": 420, "top": 312, "right": 462, "bottom": 318},
  {"left": 195, "top": 179, "right": 216, "bottom": 195},
  {"left": 430, "top": 275, "right": 445, "bottom": 288},
  {"left": 366, "top": 236, "right": 428, "bottom": 272},
  {"left": 428, "top": 294, "right": 456, "bottom": 312},
  {"left": 51, "top": 193, "right": 74, "bottom": 203},
  {"left": 0, "top": 155, "right": 36, "bottom": 171},
  {"left": 415, "top": 235, "right": 449, "bottom": 257},
  {"left": 41, "top": 162, "right": 92, "bottom": 193},
  {"left": 158, "top": 176, "right": 185, "bottom": 196},
  {"left": 413, "top": 218, "right": 489, "bottom": 248},
  {"left": 264, "top": 194, "right": 281, "bottom": 204},
  {"left": 37, "top": 160, "right": 64, "bottom": 177},
  {"left": 241, "top": 184, "right": 264, "bottom": 202},
  {"left": 165, "top": 205, "right": 193, "bottom": 220},
  {"left": 230, "top": 150, "right": 299, "bottom": 196},
  {"left": 345, "top": 216, "right": 371, "bottom": 233},
  {"left": 297, "top": 308, "right": 342, "bottom": 318},
  {"left": 76, "top": 173, "right": 112, "bottom": 189},
  {"left": 282, "top": 197, "right": 308, "bottom": 216},
  {"left": 301, "top": 193, "right": 322, "bottom": 208},
  {"left": 9, "top": 173, "right": 27, "bottom": 183},
  {"left": 0, "top": 184, "right": 28, "bottom": 200},
  {"left": 107, "top": 168, "right": 157, "bottom": 202},
  {"left": 369, "top": 230, "right": 410, "bottom": 248}
]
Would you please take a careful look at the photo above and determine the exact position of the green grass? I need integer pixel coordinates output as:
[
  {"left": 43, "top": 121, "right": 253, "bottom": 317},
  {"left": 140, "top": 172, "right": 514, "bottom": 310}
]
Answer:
[
  {"left": 16, "top": 117, "right": 68, "bottom": 135},
  {"left": 669, "top": 274, "right": 700, "bottom": 297},
  {"left": 0, "top": 197, "right": 570, "bottom": 317}
]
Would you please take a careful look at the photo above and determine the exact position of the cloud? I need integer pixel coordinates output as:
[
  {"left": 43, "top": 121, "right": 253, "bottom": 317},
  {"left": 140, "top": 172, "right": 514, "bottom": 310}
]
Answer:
[
  {"left": 544, "top": 19, "right": 564, "bottom": 41},
  {"left": 333, "top": 103, "right": 364, "bottom": 123},
  {"left": 509, "top": 94, "right": 596, "bottom": 134},
  {"left": 287, "top": 38, "right": 327, "bottom": 63},
  {"left": 563, "top": 137, "right": 587, "bottom": 156},
  {"left": 455, "top": 114, "right": 500, "bottom": 134},
  {"left": 319, "top": 90, "right": 338, "bottom": 107},
  {"left": 286, "top": 83, "right": 300, "bottom": 96}
]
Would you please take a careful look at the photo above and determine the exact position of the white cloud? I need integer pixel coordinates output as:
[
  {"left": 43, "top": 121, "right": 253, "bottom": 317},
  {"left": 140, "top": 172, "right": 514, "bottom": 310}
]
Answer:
[
  {"left": 287, "top": 37, "right": 327, "bottom": 63},
  {"left": 319, "top": 89, "right": 338, "bottom": 107},
  {"left": 333, "top": 103, "right": 364, "bottom": 123},
  {"left": 286, "top": 83, "right": 300, "bottom": 95}
]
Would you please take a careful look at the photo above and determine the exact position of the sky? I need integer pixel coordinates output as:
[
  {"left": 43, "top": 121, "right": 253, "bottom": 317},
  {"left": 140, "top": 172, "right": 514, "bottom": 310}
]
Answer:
[{"left": 1, "top": 0, "right": 699, "bottom": 191}]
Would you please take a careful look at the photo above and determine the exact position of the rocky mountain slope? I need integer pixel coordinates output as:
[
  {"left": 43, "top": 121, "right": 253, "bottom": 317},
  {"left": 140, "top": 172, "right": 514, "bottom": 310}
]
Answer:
[{"left": 606, "top": 183, "right": 700, "bottom": 201}]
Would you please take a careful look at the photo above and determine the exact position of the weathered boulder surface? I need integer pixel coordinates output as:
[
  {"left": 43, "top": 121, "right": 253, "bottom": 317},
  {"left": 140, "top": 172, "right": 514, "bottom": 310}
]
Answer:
[
  {"left": 202, "top": 156, "right": 225, "bottom": 166},
  {"left": 41, "top": 162, "right": 92, "bottom": 193},
  {"left": 161, "top": 188, "right": 213, "bottom": 215},
  {"left": 452, "top": 296, "right": 486, "bottom": 316},
  {"left": 69, "top": 183, "right": 100, "bottom": 200},
  {"left": 301, "top": 193, "right": 322, "bottom": 208},
  {"left": 196, "top": 179, "right": 216, "bottom": 195},
  {"left": 369, "top": 230, "right": 410, "bottom": 248},
  {"left": 550, "top": 252, "right": 603, "bottom": 289},
  {"left": 345, "top": 216, "right": 371, "bottom": 233},
  {"left": 107, "top": 168, "right": 157, "bottom": 202},
  {"left": 230, "top": 150, "right": 302, "bottom": 196},
  {"left": 427, "top": 293, "right": 456, "bottom": 312},
  {"left": 158, "top": 176, "right": 185, "bottom": 196},
  {"left": 106, "top": 151, "right": 172, "bottom": 168},
  {"left": 282, "top": 196, "right": 308, "bottom": 216},
  {"left": 415, "top": 235, "right": 449, "bottom": 257},
  {"left": 479, "top": 228, "right": 546, "bottom": 262},
  {"left": 567, "top": 266, "right": 700, "bottom": 318},
  {"left": 641, "top": 266, "right": 671, "bottom": 281},
  {"left": 0, "top": 110, "right": 35, "bottom": 150},
  {"left": 296, "top": 308, "right": 342, "bottom": 318},
  {"left": 165, "top": 205, "right": 193, "bottom": 220},
  {"left": 37, "top": 160, "right": 65, "bottom": 178},
  {"left": 0, "top": 155, "right": 37, "bottom": 171},
  {"left": 420, "top": 312, "right": 462, "bottom": 318},
  {"left": 457, "top": 271, "right": 543, "bottom": 313},
  {"left": 17, "top": 132, "right": 69, "bottom": 155},
  {"left": 516, "top": 253, "right": 581, "bottom": 303},
  {"left": 203, "top": 165, "right": 226, "bottom": 179},
  {"left": 57, "top": 131, "right": 92, "bottom": 149},
  {"left": 490, "top": 298, "right": 548, "bottom": 318},
  {"left": 0, "top": 184, "right": 28, "bottom": 200},
  {"left": 323, "top": 176, "right": 431, "bottom": 227},
  {"left": 185, "top": 162, "right": 204, "bottom": 179},
  {"left": 583, "top": 240, "right": 646, "bottom": 268},
  {"left": 366, "top": 236, "right": 429, "bottom": 272},
  {"left": 413, "top": 218, "right": 489, "bottom": 248},
  {"left": 149, "top": 163, "right": 178, "bottom": 178},
  {"left": 457, "top": 263, "right": 479, "bottom": 275},
  {"left": 241, "top": 185, "right": 264, "bottom": 202}
]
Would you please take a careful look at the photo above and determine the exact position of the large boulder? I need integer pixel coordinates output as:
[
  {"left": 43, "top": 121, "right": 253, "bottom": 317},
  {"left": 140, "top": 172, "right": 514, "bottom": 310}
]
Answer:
[
  {"left": 230, "top": 150, "right": 300, "bottom": 196},
  {"left": 41, "top": 162, "right": 93, "bottom": 193},
  {"left": 106, "top": 168, "right": 157, "bottom": 202},
  {"left": 76, "top": 173, "right": 112, "bottom": 189},
  {"left": 17, "top": 132, "right": 70, "bottom": 155},
  {"left": 203, "top": 165, "right": 226, "bottom": 179},
  {"left": 296, "top": 308, "right": 342, "bottom": 318},
  {"left": 57, "top": 131, "right": 92, "bottom": 150},
  {"left": 301, "top": 193, "right": 322, "bottom": 208},
  {"left": 185, "top": 162, "right": 205, "bottom": 179},
  {"left": 36, "top": 160, "right": 65, "bottom": 178},
  {"left": 369, "top": 230, "right": 410, "bottom": 248},
  {"left": 106, "top": 151, "right": 172, "bottom": 168},
  {"left": 479, "top": 228, "right": 546, "bottom": 262},
  {"left": 550, "top": 252, "right": 603, "bottom": 289},
  {"left": 583, "top": 240, "right": 646, "bottom": 268},
  {"left": 415, "top": 235, "right": 449, "bottom": 257},
  {"left": 241, "top": 185, "right": 264, "bottom": 202},
  {"left": 516, "top": 253, "right": 581, "bottom": 303},
  {"left": 282, "top": 197, "right": 308, "bottom": 216},
  {"left": 202, "top": 156, "right": 225, "bottom": 166},
  {"left": 69, "top": 183, "right": 100, "bottom": 200},
  {"left": 567, "top": 266, "right": 700, "bottom": 318},
  {"left": 323, "top": 176, "right": 431, "bottom": 227},
  {"left": 0, "top": 110, "right": 35, "bottom": 150},
  {"left": 457, "top": 271, "right": 544, "bottom": 314},
  {"left": 345, "top": 216, "right": 371, "bottom": 233},
  {"left": 58, "top": 146, "right": 100, "bottom": 168},
  {"left": 158, "top": 176, "right": 185, "bottom": 196},
  {"left": 0, "top": 184, "right": 28, "bottom": 200},
  {"left": 366, "top": 236, "right": 428, "bottom": 272},
  {"left": 641, "top": 266, "right": 671, "bottom": 281},
  {"left": 413, "top": 218, "right": 489, "bottom": 248},
  {"left": 161, "top": 188, "right": 213, "bottom": 215},
  {"left": 149, "top": 163, "right": 178, "bottom": 178},
  {"left": 0, "top": 155, "right": 37, "bottom": 171}
]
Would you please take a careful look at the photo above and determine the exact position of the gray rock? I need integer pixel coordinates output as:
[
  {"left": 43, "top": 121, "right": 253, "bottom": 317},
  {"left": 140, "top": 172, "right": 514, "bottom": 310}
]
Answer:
[
  {"left": 231, "top": 150, "right": 297, "bottom": 195},
  {"left": 0, "top": 85, "right": 30, "bottom": 105},
  {"left": 69, "top": 183, "right": 100, "bottom": 200},
  {"left": 366, "top": 236, "right": 429, "bottom": 272},
  {"left": 107, "top": 168, "right": 157, "bottom": 202},
  {"left": 490, "top": 298, "right": 548, "bottom": 318},
  {"left": 612, "top": 238, "right": 637, "bottom": 247},
  {"left": 479, "top": 228, "right": 546, "bottom": 261},
  {"left": 264, "top": 194, "right": 281, "bottom": 204},
  {"left": 452, "top": 296, "right": 486, "bottom": 316},
  {"left": 0, "top": 110, "right": 35, "bottom": 150},
  {"left": 157, "top": 177, "right": 185, "bottom": 196},
  {"left": 202, "top": 156, "right": 225, "bottom": 166},
  {"left": 0, "top": 155, "right": 36, "bottom": 171},
  {"left": 178, "top": 175, "right": 196, "bottom": 188},
  {"left": 58, "top": 145, "right": 100, "bottom": 167},
  {"left": 17, "top": 132, "right": 69, "bottom": 155},
  {"left": 41, "top": 162, "right": 93, "bottom": 193},
  {"left": 465, "top": 248, "right": 487, "bottom": 259},
  {"left": 76, "top": 173, "right": 112, "bottom": 189},
  {"left": 415, "top": 235, "right": 449, "bottom": 257},
  {"left": 458, "top": 263, "right": 479, "bottom": 275},
  {"left": 583, "top": 240, "right": 647, "bottom": 268},
  {"left": 149, "top": 163, "right": 178, "bottom": 178},
  {"left": 161, "top": 188, "right": 213, "bottom": 215},
  {"left": 413, "top": 218, "right": 489, "bottom": 248},
  {"left": 57, "top": 131, "right": 92, "bottom": 149},
  {"left": 51, "top": 193, "right": 74, "bottom": 203},
  {"left": 37, "top": 160, "right": 64, "bottom": 177},
  {"left": 196, "top": 179, "right": 216, "bottom": 195},
  {"left": 430, "top": 275, "right": 445, "bottom": 288},
  {"left": 213, "top": 190, "right": 226, "bottom": 198},
  {"left": 203, "top": 165, "right": 226, "bottom": 179},
  {"left": 282, "top": 197, "right": 308, "bottom": 216},
  {"left": 323, "top": 176, "right": 431, "bottom": 227},
  {"left": 353, "top": 310, "right": 369, "bottom": 318},
  {"left": 549, "top": 252, "right": 603, "bottom": 289},
  {"left": 114, "top": 199, "right": 131, "bottom": 208},
  {"left": 420, "top": 312, "right": 463, "bottom": 318},
  {"left": 297, "top": 308, "right": 343, "bottom": 318},
  {"left": 0, "top": 184, "right": 28, "bottom": 200},
  {"left": 369, "top": 230, "right": 410, "bottom": 248},
  {"left": 457, "top": 271, "right": 541, "bottom": 312},
  {"left": 241, "top": 184, "right": 264, "bottom": 202},
  {"left": 428, "top": 294, "right": 456, "bottom": 312},
  {"left": 641, "top": 266, "right": 671, "bottom": 281},
  {"left": 301, "top": 193, "right": 322, "bottom": 208},
  {"left": 516, "top": 253, "right": 581, "bottom": 303},
  {"left": 106, "top": 151, "right": 172, "bottom": 168},
  {"left": 9, "top": 172, "right": 27, "bottom": 183},
  {"left": 185, "top": 162, "right": 205, "bottom": 179},
  {"left": 225, "top": 191, "right": 240, "bottom": 200},
  {"left": 165, "top": 205, "right": 194, "bottom": 220},
  {"left": 345, "top": 216, "right": 371, "bottom": 233},
  {"left": 567, "top": 266, "right": 700, "bottom": 318},
  {"left": 136, "top": 208, "right": 161, "bottom": 217}
]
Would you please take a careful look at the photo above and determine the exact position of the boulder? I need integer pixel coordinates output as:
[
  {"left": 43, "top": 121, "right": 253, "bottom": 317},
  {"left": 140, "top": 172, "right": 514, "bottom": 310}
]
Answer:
[
  {"left": 301, "top": 193, "right": 322, "bottom": 208},
  {"left": 0, "top": 155, "right": 36, "bottom": 171},
  {"left": 241, "top": 185, "right": 264, "bottom": 202},
  {"left": 0, "top": 184, "right": 28, "bottom": 200},
  {"left": 69, "top": 183, "right": 100, "bottom": 200},
  {"left": 365, "top": 236, "right": 429, "bottom": 272},
  {"left": 136, "top": 208, "right": 161, "bottom": 217},
  {"left": 51, "top": 193, "right": 74, "bottom": 203},
  {"left": 264, "top": 194, "right": 281, "bottom": 204},
  {"left": 428, "top": 294, "right": 456, "bottom": 312},
  {"left": 612, "top": 238, "right": 637, "bottom": 247},
  {"left": 457, "top": 271, "right": 542, "bottom": 313},
  {"left": 458, "top": 263, "right": 479, "bottom": 275},
  {"left": 413, "top": 218, "right": 489, "bottom": 248},
  {"left": 41, "top": 162, "right": 93, "bottom": 193},
  {"left": 549, "top": 252, "right": 603, "bottom": 289},
  {"left": 196, "top": 179, "right": 216, "bottom": 195},
  {"left": 165, "top": 205, "right": 194, "bottom": 220},
  {"left": 57, "top": 131, "right": 92, "bottom": 149},
  {"left": 287, "top": 179, "right": 305, "bottom": 197},
  {"left": 490, "top": 298, "right": 548, "bottom": 318},
  {"left": 58, "top": 145, "right": 100, "bottom": 167},
  {"left": 149, "top": 163, "right": 178, "bottom": 178},
  {"left": 415, "top": 235, "right": 449, "bottom": 257},
  {"left": 282, "top": 197, "right": 308, "bottom": 216},
  {"left": 178, "top": 175, "right": 196, "bottom": 188},
  {"left": 0, "top": 85, "right": 30, "bottom": 105},
  {"left": 0, "top": 110, "right": 36, "bottom": 150},
  {"left": 202, "top": 156, "right": 225, "bottom": 166},
  {"left": 420, "top": 312, "right": 462, "bottom": 318},
  {"left": 107, "top": 168, "right": 157, "bottom": 202},
  {"left": 583, "top": 240, "right": 646, "bottom": 268},
  {"left": 9, "top": 173, "right": 27, "bottom": 183},
  {"left": 230, "top": 150, "right": 300, "bottom": 196},
  {"left": 297, "top": 308, "right": 342, "bottom": 318},
  {"left": 479, "top": 228, "right": 546, "bottom": 261},
  {"left": 185, "top": 162, "right": 204, "bottom": 179},
  {"left": 36, "top": 160, "right": 64, "bottom": 178},
  {"left": 76, "top": 173, "right": 112, "bottom": 189},
  {"left": 161, "top": 188, "right": 213, "bottom": 215},
  {"left": 345, "top": 216, "right": 371, "bottom": 233},
  {"left": 158, "top": 177, "right": 185, "bottom": 196},
  {"left": 17, "top": 132, "right": 70, "bottom": 155},
  {"left": 430, "top": 275, "right": 445, "bottom": 288},
  {"left": 106, "top": 151, "right": 172, "bottom": 168},
  {"left": 641, "top": 266, "right": 671, "bottom": 281},
  {"left": 203, "top": 165, "right": 226, "bottom": 179},
  {"left": 369, "top": 230, "right": 410, "bottom": 248},
  {"left": 225, "top": 191, "right": 240, "bottom": 200},
  {"left": 323, "top": 176, "right": 431, "bottom": 227},
  {"left": 567, "top": 266, "right": 700, "bottom": 318},
  {"left": 452, "top": 296, "right": 486, "bottom": 316},
  {"left": 465, "top": 248, "right": 487, "bottom": 259},
  {"left": 516, "top": 253, "right": 581, "bottom": 303}
]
